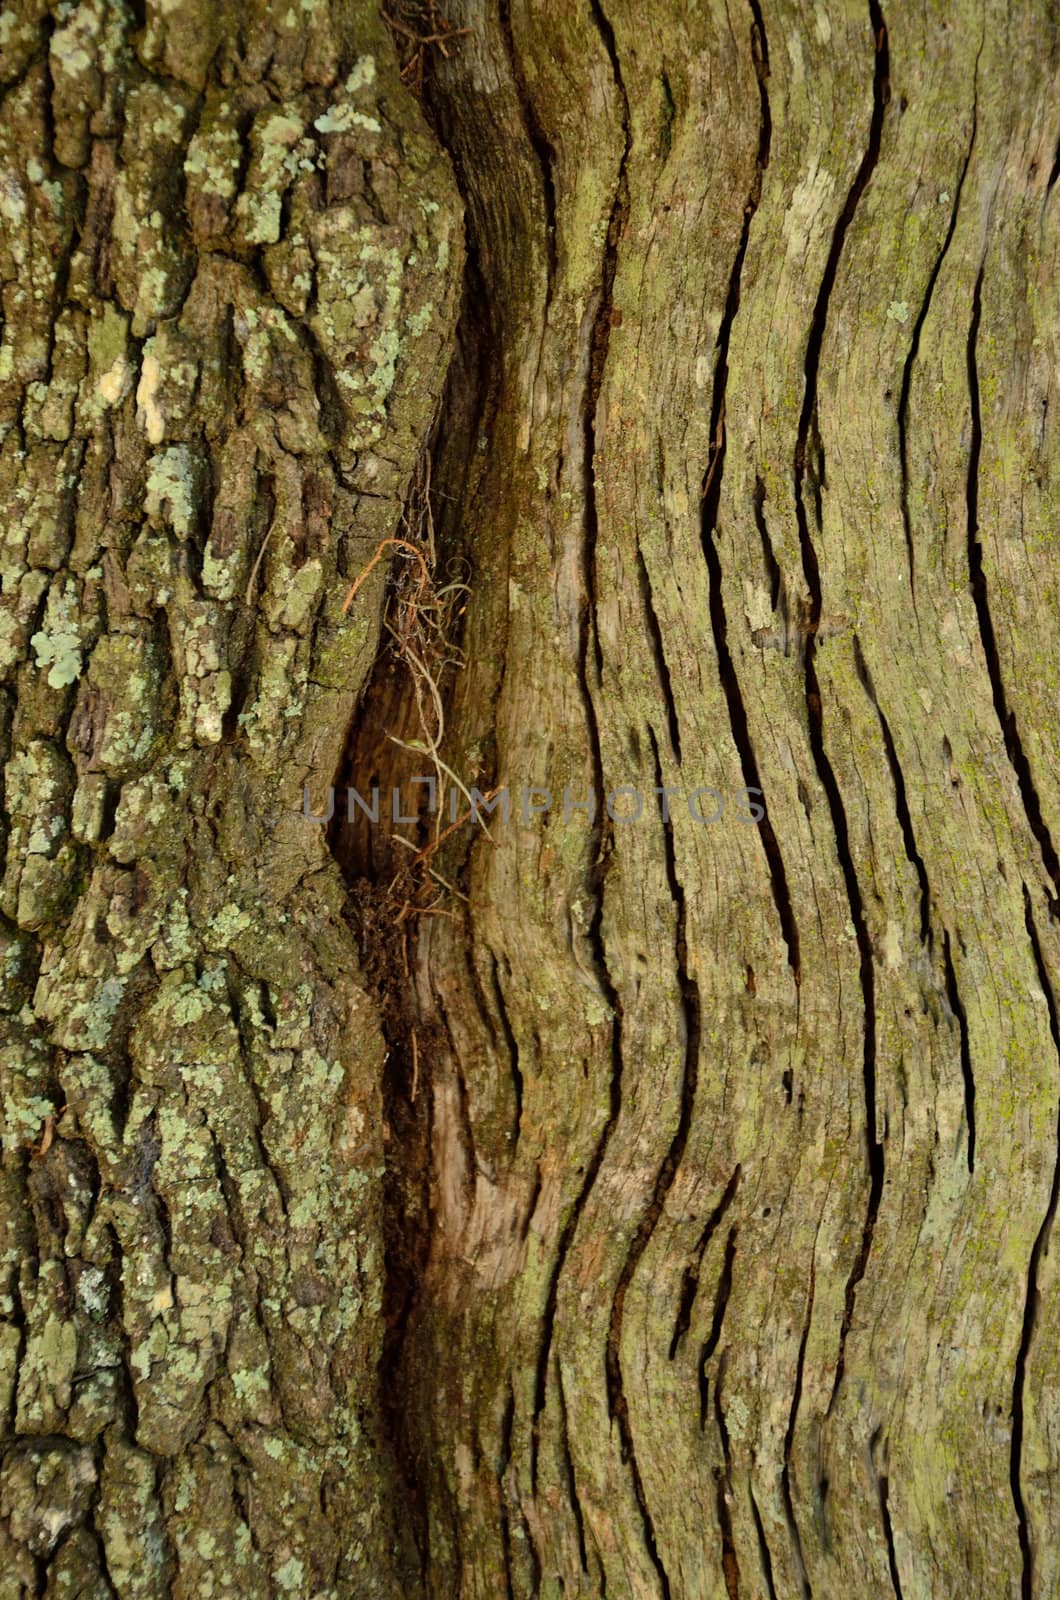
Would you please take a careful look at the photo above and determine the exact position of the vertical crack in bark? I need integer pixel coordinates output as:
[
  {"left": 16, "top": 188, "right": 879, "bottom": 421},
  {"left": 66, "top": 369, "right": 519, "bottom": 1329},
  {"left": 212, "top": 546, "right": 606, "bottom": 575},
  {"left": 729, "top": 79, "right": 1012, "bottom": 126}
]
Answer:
[
  {"left": 669, "top": 1164, "right": 742, "bottom": 1359},
  {"left": 879, "top": 1476, "right": 904, "bottom": 1598},
  {"left": 941, "top": 929, "right": 975, "bottom": 1171},
  {"left": 490, "top": 951, "right": 523, "bottom": 1147},
  {"left": 1011, "top": 886, "right": 1060, "bottom": 1598},
  {"left": 636, "top": 543, "right": 683, "bottom": 764},
  {"left": 583, "top": 0, "right": 629, "bottom": 693},
  {"left": 575, "top": 18, "right": 679, "bottom": 1590},
  {"left": 697, "top": 1227, "right": 738, "bottom": 1429},
  {"left": 531, "top": 0, "right": 631, "bottom": 1504},
  {"left": 448, "top": 1002, "right": 480, "bottom": 1214},
  {"left": 1048, "top": 135, "right": 1060, "bottom": 194},
  {"left": 966, "top": 266, "right": 1060, "bottom": 917},
  {"left": 871, "top": 1419, "right": 903, "bottom": 1597},
  {"left": 599, "top": 734, "right": 694, "bottom": 1589},
  {"left": 608, "top": 720, "right": 702, "bottom": 1393},
  {"left": 897, "top": 57, "right": 978, "bottom": 599},
  {"left": 781, "top": 1260, "right": 815, "bottom": 1600},
  {"left": 754, "top": 475, "right": 785, "bottom": 618},
  {"left": 852, "top": 639, "right": 976, "bottom": 1166},
  {"left": 497, "top": 0, "right": 557, "bottom": 299},
  {"left": 319, "top": 56, "right": 504, "bottom": 1570},
  {"left": 699, "top": 1, "right": 801, "bottom": 986},
  {"left": 557, "top": 1359, "right": 591, "bottom": 1579},
  {"left": 792, "top": 0, "right": 890, "bottom": 1416},
  {"left": 853, "top": 635, "right": 931, "bottom": 946},
  {"left": 530, "top": 1019, "right": 624, "bottom": 1493},
  {"left": 714, "top": 1354, "right": 743, "bottom": 1599},
  {"left": 750, "top": 1482, "right": 780, "bottom": 1600}
]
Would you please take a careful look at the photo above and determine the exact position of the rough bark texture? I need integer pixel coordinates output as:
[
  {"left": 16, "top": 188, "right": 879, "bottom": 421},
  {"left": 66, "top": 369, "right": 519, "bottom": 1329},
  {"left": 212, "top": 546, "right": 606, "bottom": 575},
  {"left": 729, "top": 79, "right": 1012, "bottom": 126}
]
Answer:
[
  {"left": 0, "top": 1, "right": 461, "bottom": 1593},
  {"left": 2, "top": 1, "right": 1060, "bottom": 1598}
]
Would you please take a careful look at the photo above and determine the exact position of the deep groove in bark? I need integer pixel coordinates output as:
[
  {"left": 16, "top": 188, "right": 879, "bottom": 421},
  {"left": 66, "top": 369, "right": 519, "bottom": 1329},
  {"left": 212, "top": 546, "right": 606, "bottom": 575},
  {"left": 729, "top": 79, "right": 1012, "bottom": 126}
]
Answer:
[
  {"left": 714, "top": 1355, "right": 742, "bottom": 1599},
  {"left": 941, "top": 929, "right": 975, "bottom": 1171},
  {"left": 636, "top": 542, "right": 682, "bottom": 764},
  {"left": 698, "top": 0, "right": 801, "bottom": 986},
  {"left": 318, "top": 81, "right": 499, "bottom": 1571},
  {"left": 497, "top": 0, "right": 557, "bottom": 299},
  {"left": 853, "top": 634, "right": 931, "bottom": 945},
  {"left": 966, "top": 267, "right": 1060, "bottom": 917},
  {"left": 792, "top": 0, "right": 889, "bottom": 1417},
  {"left": 754, "top": 475, "right": 785, "bottom": 616},
  {"left": 530, "top": 1024, "right": 623, "bottom": 1495},
  {"left": 342, "top": 881, "right": 435, "bottom": 1574},
  {"left": 499, "top": 1383, "right": 517, "bottom": 1600},
  {"left": 607, "top": 721, "right": 702, "bottom": 1411},
  {"left": 490, "top": 951, "right": 523, "bottom": 1148},
  {"left": 698, "top": 1227, "right": 738, "bottom": 1428},
  {"left": 557, "top": 1361, "right": 590, "bottom": 1577},
  {"left": 531, "top": 0, "right": 631, "bottom": 1498},
  {"left": 782, "top": 1260, "right": 815, "bottom": 1599},
  {"left": 749, "top": 1482, "right": 780, "bottom": 1600},
  {"left": 1047, "top": 134, "right": 1060, "bottom": 193},
  {"left": 624, "top": 1452, "right": 671, "bottom": 1600},
  {"left": 878, "top": 1470, "right": 904, "bottom": 1599},
  {"left": 602, "top": 714, "right": 698, "bottom": 1594},
  {"left": 897, "top": 66, "right": 977, "bottom": 597},
  {"left": 670, "top": 1164, "right": 742, "bottom": 1359},
  {"left": 1011, "top": 886, "right": 1060, "bottom": 1599},
  {"left": 583, "top": 0, "right": 630, "bottom": 686}
]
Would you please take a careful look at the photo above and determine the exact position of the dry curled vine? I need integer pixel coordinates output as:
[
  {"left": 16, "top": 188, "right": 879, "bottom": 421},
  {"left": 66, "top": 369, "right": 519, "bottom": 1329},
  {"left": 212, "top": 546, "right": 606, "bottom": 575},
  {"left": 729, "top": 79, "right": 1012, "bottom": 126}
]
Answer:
[
  {"left": 343, "top": 451, "right": 486, "bottom": 920},
  {"left": 381, "top": 2, "right": 472, "bottom": 94}
]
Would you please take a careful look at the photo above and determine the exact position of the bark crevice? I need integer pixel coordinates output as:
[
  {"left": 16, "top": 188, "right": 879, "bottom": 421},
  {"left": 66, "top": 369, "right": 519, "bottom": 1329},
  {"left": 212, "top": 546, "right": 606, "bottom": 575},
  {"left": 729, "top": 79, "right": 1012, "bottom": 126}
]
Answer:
[
  {"left": 698, "top": 1226, "right": 738, "bottom": 1431},
  {"left": 698, "top": 0, "right": 802, "bottom": 990},
  {"left": 965, "top": 264, "right": 1060, "bottom": 918},
  {"left": 1011, "top": 886, "right": 1060, "bottom": 1599},
  {"left": 669, "top": 1163, "right": 741, "bottom": 1361},
  {"left": 896, "top": 56, "right": 979, "bottom": 600},
  {"left": 791, "top": 0, "right": 890, "bottom": 1418}
]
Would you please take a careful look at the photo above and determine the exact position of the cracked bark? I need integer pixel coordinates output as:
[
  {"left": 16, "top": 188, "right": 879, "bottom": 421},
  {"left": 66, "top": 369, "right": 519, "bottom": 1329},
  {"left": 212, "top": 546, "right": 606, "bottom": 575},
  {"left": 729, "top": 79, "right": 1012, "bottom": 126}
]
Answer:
[{"left": 4, "top": 2, "right": 1060, "bottom": 1599}]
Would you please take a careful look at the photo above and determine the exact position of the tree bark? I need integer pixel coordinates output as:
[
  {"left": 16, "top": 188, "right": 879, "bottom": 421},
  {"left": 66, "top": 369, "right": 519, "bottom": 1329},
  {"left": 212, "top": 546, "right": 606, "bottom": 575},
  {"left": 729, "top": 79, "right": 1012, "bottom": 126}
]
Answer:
[
  {"left": 0, "top": 2, "right": 461, "bottom": 1593},
  {"left": 2, "top": 2, "right": 1060, "bottom": 1599}
]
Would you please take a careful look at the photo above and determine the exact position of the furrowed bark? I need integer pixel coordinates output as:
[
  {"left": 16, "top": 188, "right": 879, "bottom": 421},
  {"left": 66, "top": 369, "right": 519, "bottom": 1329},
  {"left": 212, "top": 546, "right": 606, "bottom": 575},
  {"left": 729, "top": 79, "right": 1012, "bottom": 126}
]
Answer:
[{"left": 0, "top": 2, "right": 463, "bottom": 1593}]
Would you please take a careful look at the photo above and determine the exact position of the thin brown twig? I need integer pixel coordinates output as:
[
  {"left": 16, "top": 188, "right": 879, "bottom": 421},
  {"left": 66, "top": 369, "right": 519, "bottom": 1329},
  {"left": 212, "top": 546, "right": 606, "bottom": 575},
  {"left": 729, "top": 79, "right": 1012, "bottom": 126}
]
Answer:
[
  {"left": 381, "top": 10, "right": 471, "bottom": 46},
  {"left": 409, "top": 786, "right": 501, "bottom": 866},
  {"left": 699, "top": 402, "right": 726, "bottom": 502},
  {"left": 342, "top": 537, "right": 431, "bottom": 614}
]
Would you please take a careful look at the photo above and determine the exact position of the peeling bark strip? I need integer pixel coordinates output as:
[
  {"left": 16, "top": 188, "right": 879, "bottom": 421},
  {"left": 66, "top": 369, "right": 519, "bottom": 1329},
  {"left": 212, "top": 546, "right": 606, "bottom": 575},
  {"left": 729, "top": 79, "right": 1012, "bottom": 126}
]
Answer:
[{"left": 4, "top": 2, "right": 1060, "bottom": 1599}]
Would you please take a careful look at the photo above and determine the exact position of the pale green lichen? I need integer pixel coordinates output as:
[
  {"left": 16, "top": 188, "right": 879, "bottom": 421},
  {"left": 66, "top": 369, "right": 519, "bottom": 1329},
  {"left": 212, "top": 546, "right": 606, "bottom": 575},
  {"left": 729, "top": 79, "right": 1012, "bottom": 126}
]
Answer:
[
  {"left": 65, "top": 977, "right": 127, "bottom": 1051},
  {"left": 201, "top": 542, "right": 236, "bottom": 602},
  {"left": 30, "top": 626, "right": 83, "bottom": 687},
  {"left": 273, "top": 1557, "right": 304, "bottom": 1592},
  {"left": 404, "top": 303, "right": 434, "bottom": 339},
  {"left": 3, "top": 1092, "right": 55, "bottom": 1144},
  {"left": 236, "top": 112, "right": 309, "bottom": 246},
  {"left": 145, "top": 446, "right": 198, "bottom": 534},
  {"left": 347, "top": 56, "right": 376, "bottom": 91},
  {"left": 313, "top": 105, "right": 381, "bottom": 135},
  {"left": 50, "top": 7, "right": 97, "bottom": 76}
]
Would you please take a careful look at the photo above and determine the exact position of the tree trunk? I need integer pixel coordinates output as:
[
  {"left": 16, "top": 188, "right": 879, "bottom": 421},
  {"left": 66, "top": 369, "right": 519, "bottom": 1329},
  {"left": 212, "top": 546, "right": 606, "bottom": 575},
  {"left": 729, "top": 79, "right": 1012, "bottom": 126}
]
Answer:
[{"left": 3, "top": 1, "right": 1060, "bottom": 1598}]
